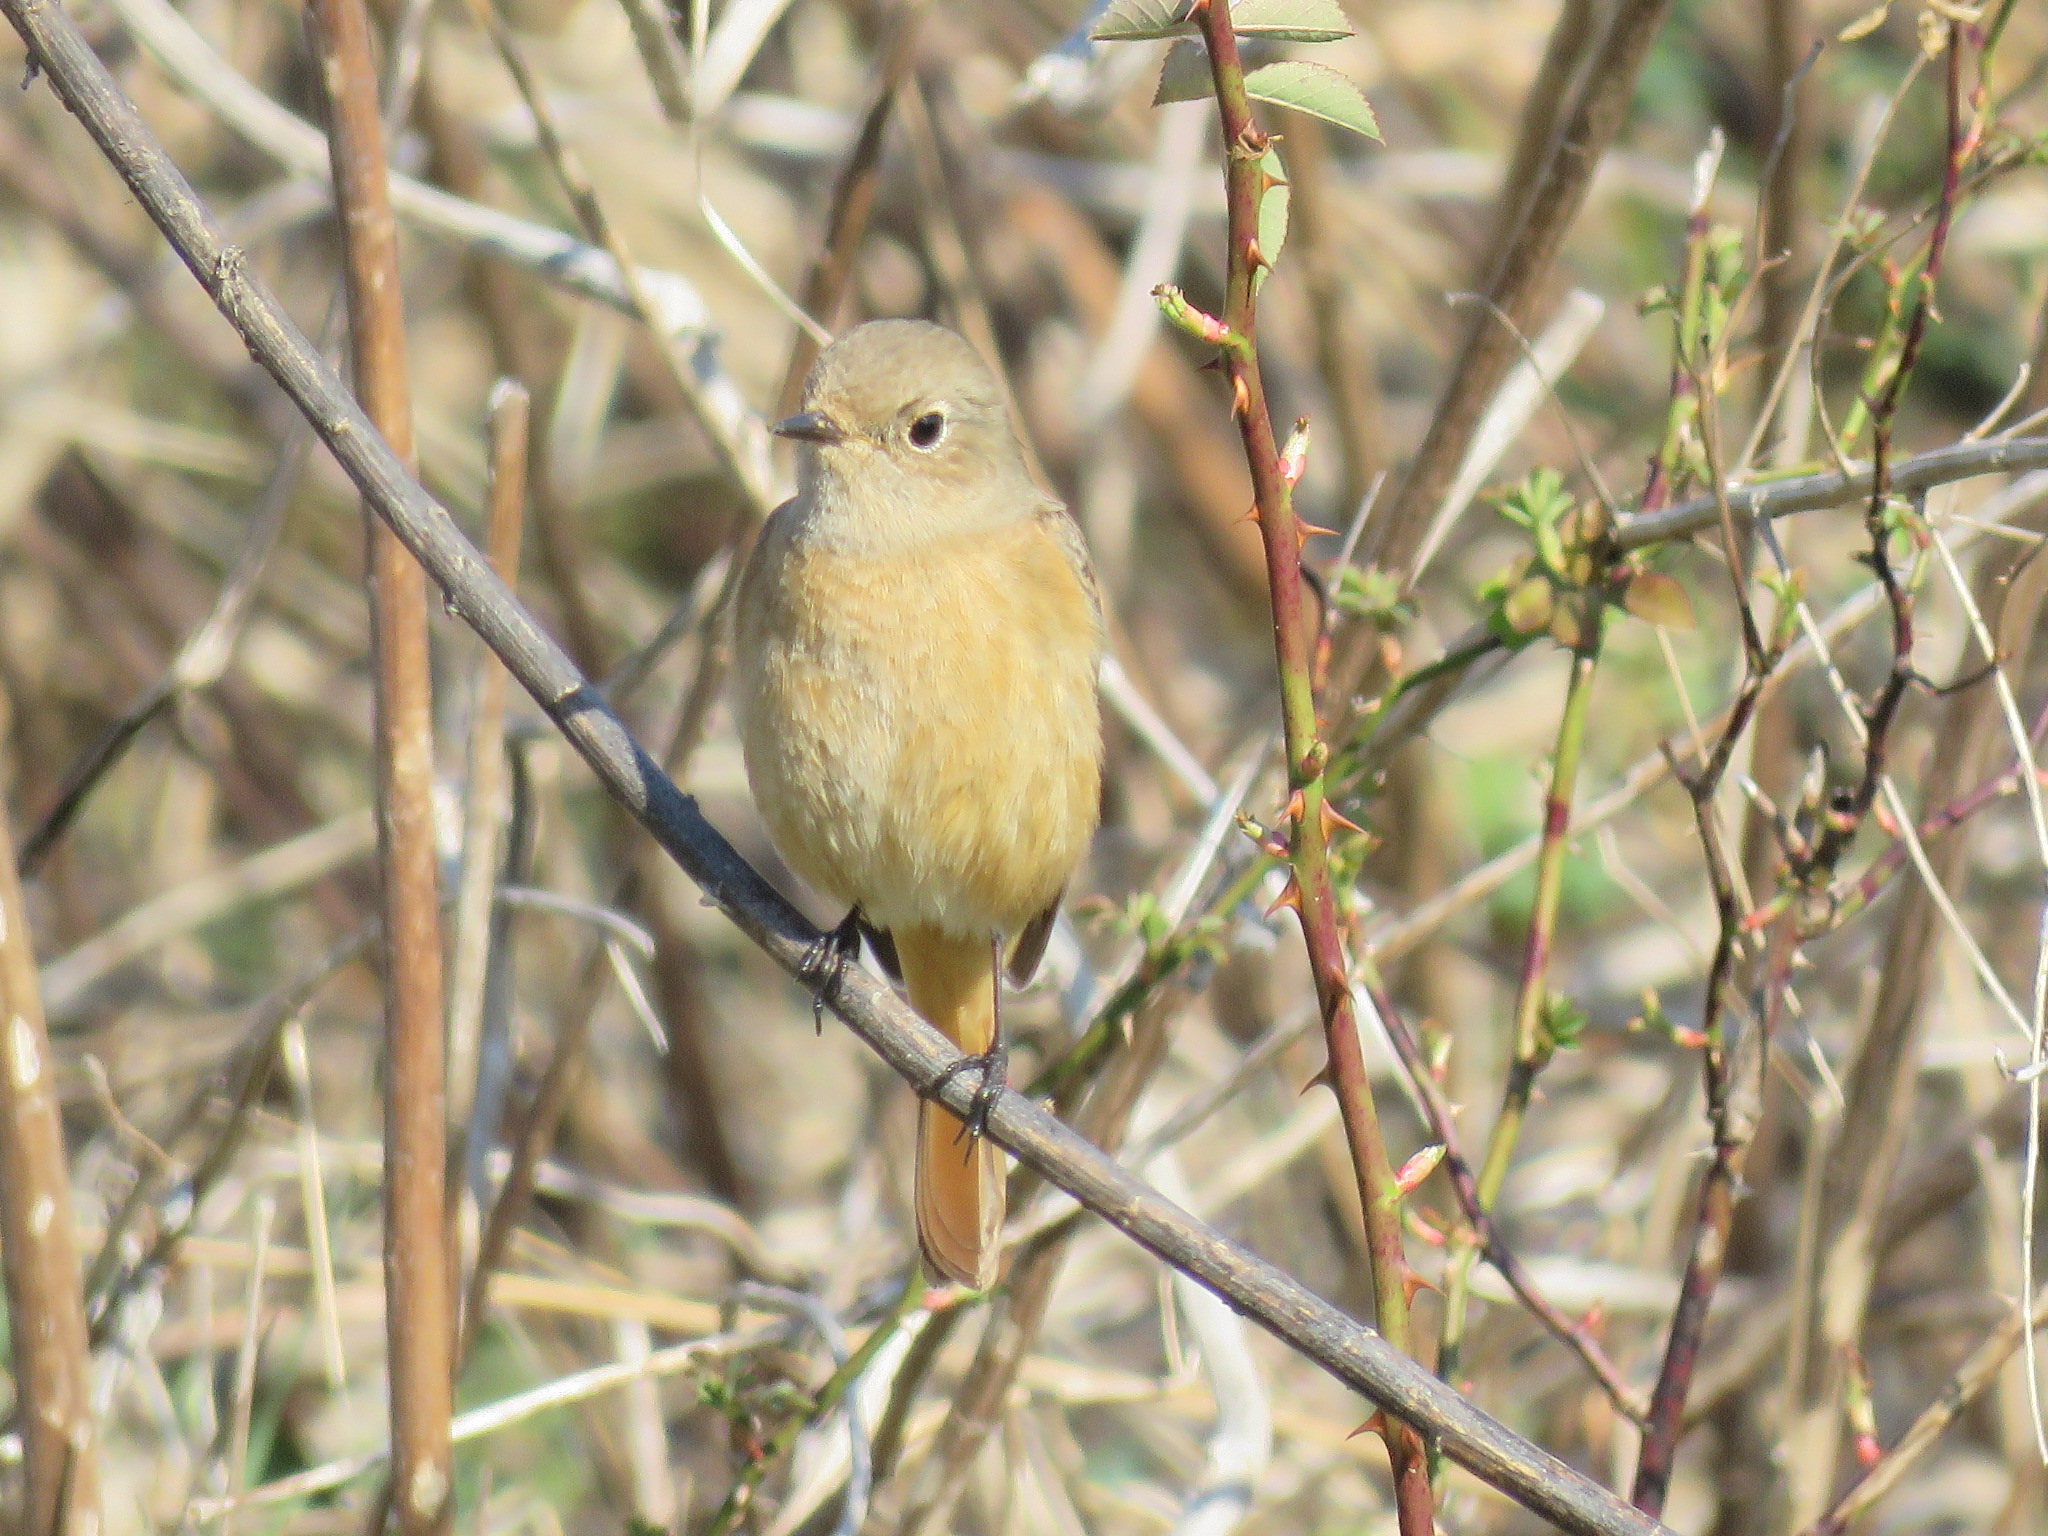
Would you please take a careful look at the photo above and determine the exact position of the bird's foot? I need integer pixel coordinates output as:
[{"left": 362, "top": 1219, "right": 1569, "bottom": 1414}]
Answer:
[
  {"left": 932, "top": 1037, "right": 1009, "bottom": 1153},
  {"left": 799, "top": 908, "right": 865, "bottom": 1033}
]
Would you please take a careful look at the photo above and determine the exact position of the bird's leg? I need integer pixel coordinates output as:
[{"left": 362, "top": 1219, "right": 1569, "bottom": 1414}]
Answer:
[
  {"left": 932, "top": 934, "right": 1009, "bottom": 1156},
  {"left": 799, "top": 907, "right": 866, "bottom": 1033}
]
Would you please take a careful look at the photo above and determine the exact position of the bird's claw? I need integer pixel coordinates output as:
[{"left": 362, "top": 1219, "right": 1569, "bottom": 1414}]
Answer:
[
  {"left": 799, "top": 909, "right": 865, "bottom": 1034},
  {"left": 933, "top": 1038, "right": 1009, "bottom": 1156}
]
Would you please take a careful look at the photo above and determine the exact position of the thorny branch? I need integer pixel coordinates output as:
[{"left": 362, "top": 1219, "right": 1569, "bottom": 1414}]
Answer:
[{"left": 1181, "top": 3, "right": 1432, "bottom": 1529}]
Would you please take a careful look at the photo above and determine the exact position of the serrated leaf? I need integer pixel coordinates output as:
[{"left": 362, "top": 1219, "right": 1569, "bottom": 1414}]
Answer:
[
  {"left": 1091, "top": 0, "right": 1195, "bottom": 42},
  {"left": 1153, "top": 38, "right": 1213, "bottom": 104},
  {"left": 1243, "top": 59, "right": 1381, "bottom": 140},
  {"left": 1230, "top": 0, "right": 1354, "bottom": 41},
  {"left": 1622, "top": 571, "right": 1695, "bottom": 629},
  {"left": 1253, "top": 144, "right": 1289, "bottom": 293},
  {"left": 1094, "top": 0, "right": 1353, "bottom": 43}
]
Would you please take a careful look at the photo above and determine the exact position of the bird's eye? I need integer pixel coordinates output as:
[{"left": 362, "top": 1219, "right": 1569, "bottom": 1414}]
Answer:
[{"left": 907, "top": 411, "right": 946, "bottom": 450}]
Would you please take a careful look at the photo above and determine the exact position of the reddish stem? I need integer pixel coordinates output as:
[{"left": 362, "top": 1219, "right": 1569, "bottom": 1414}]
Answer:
[{"left": 1188, "top": 5, "right": 1432, "bottom": 1530}]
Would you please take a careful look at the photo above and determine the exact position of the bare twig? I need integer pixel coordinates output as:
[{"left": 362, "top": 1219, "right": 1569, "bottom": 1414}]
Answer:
[
  {"left": 1806, "top": 1285, "right": 2048, "bottom": 1536},
  {"left": 83, "top": 926, "right": 380, "bottom": 1340},
  {"left": 303, "top": 0, "right": 453, "bottom": 1524},
  {"left": 456, "top": 0, "right": 773, "bottom": 514},
  {"left": 1778, "top": 35, "right": 1995, "bottom": 1527},
  {"left": 188, "top": 1324, "right": 778, "bottom": 1519},
  {"left": 447, "top": 380, "right": 530, "bottom": 1134},
  {"left": 0, "top": 780, "right": 100, "bottom": 1533},
  {"left": 280, "top": 1017, "right": 348, "bottom": 1394},
  {"left": 219, "top": 1191, "right": 274, "bottom": 1536},
  {"left": 107, "top": 0, "right": 723, "bottom": 348}
]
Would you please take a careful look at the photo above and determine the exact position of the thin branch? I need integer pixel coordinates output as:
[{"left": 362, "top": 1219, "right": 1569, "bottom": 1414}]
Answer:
[
  {"left": 1805, "top": 1286, "right": 2048, "bottom": 1536},
  {"left": 0, "top": 779, "right": 100, "bottom": 1533},
  {"left": 303, "top": 0, "right": 453, "bottom": 1523},
  {"left": 447, "top": 380, "right": 530, "bottom": 1136},
  {"left": 1358, "top": 976, "right": 1648, "bottom": 1422},
  {"left": 1435, "top": 621, "right": 1608, "bottom": 1430},
  {"left": 1620, "top": 433, "right": 2048, "bottom": 550}
]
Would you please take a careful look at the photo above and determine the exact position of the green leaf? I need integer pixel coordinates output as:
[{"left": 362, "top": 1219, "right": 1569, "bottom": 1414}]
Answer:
[
  {"left": 1231, "top": 0, "right": 1355, "bottom": 41},
  {"left": 1242, "top": 59, "right": 1380, "bottom": 140},
  {"left": 1539, "top": 992, "right": 1588, "bottom": 1052},
  {"left": 1332, "top": 564, "right": 1411, "bottom": 624},
  {"left": 1093, "top": 0, "right": 1353, "bottom": 43},
  {"left": 1253, "top": 144, "right": 1289, "bottom": 292},
  {"left": 1091, "top": 0, "right": 1194, "bottom": 41},
  {"left": 1152, "top": 38, "right": 1212, "bottom": 104}
]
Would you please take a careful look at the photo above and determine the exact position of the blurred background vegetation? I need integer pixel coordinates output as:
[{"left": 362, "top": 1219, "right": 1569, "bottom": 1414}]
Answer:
[{"left": 1, "top": 0, "right": 2046, "bottom": 1532}]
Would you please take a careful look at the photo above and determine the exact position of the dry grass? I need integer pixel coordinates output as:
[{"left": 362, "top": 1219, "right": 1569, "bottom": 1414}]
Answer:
[{"left": 1, "top": 0, "right": 2047, "bottom": 1533}]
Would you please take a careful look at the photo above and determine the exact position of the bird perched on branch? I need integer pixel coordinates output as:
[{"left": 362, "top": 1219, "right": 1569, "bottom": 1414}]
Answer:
[{"left": 733, "top": 319, "right": 1103, "bottom": 1289}]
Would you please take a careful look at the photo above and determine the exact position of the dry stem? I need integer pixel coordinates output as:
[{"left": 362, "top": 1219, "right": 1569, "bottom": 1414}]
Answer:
[
  {"left": 0, "top": 769, "right": 100, "bottom": 1532},
  {"left": 304, "top": 0, "right": 454, "bottom": 1523}
]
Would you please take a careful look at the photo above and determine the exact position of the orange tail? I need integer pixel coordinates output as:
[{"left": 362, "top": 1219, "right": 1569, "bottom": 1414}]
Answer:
[{"left": 894, "top": 926, "right": 1004, "bottom": 1290}]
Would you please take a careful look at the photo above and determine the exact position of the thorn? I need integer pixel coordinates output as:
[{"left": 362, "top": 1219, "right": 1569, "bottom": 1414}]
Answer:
[
  {"left": 1234, "top": 500, "right": 1261, "bottom": 526},
  {"left": 1230, "top": 373, "right": 1251, "bottom": 418},
  {"left": 1264, "top": 874, "right": 1303, "bottom": 920},
  {"left": 1284, "top": 788, "right": 1306, "bottom": 825},
  {"left": 1321, "top": 799, "right": 1365, "bottom": 837},
  {"left": 1401, "top": 1265, "right": 1439, "bottom": 1304},
  {"left": 1349, "top": 1411, "right": 1387, "bottom": 1442},
  {"left": 1294, "top": 518, "right": 1338, "bottom": 551},
  {"left": 1299, "top": 1063, "right": 1333, "bottom": 1096}
]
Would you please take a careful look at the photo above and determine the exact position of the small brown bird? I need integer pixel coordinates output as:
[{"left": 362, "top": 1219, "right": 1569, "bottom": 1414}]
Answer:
[{"left": 732, "top": 320, "right": 1103, "bottom": 1289}]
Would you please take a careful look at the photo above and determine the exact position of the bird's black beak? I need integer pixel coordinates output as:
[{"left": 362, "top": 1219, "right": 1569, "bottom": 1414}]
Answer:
[{"left": 771, "top": 410, "right": 846, "bottom": 444}]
